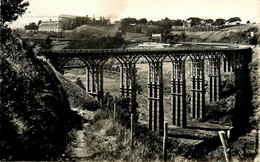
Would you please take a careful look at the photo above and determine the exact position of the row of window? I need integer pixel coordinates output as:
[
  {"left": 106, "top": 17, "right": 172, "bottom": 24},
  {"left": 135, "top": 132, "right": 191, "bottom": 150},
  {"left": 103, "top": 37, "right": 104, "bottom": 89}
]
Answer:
[
  {"left": 40, "top": 23, "right": 60, "bottom": 27},
  {"left": 38, "top": 28, "right": 61, "bottom": 32}
]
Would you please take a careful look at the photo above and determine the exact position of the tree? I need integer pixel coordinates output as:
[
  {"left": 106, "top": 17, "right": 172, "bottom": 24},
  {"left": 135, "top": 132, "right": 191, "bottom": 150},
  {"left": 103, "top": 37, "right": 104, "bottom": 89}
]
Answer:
[
  {"left": 228, "top": 17, "right": 241, "bottom": 23},
  {"left": 25, "top": 22, "right": 37, "bottom": 30},
  {"left": 187, "top": 17, "right": 202, "bottom": 26},
  {"left": 75, "top": 78, "right": 86, "bottom": 90},
  {"left": 172, "top": 19, "right": 183, "bottom": 26},
  {"left": 37, "top": 20, "right": 42, "bottom": 26},
  {"left": 138, "top": 18, "right": 147, "bottom": 24},
  {"left": 121, "top": 17, "right": 137, "bottom": 26},
  {"left": 44, "top": 36, "right": 52, "bottom": 49},
  {"left": 159, "top": 17, "right": 173, "bottom": 30},
  {"left": 215, "top": 18, "right": 226, "bottom": 26},
  {"left": 1, "top": 0, "right": 29, "bottom": 25},
  {"left": 205, "top": 19, "right": 214, "bottom": 25}
]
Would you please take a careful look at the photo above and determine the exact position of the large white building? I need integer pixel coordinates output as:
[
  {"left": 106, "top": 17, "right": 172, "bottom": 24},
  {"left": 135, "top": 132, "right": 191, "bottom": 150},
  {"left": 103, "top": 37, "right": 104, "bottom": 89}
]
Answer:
[{"left": 38, "top": 19, "right": 63, "bottom": 32}]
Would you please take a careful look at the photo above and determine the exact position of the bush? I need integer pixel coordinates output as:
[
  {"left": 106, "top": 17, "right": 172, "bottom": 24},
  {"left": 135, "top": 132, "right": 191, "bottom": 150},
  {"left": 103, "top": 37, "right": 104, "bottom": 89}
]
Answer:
[{"left": 75, "top": 77, "right": 85, "bottom": 90}]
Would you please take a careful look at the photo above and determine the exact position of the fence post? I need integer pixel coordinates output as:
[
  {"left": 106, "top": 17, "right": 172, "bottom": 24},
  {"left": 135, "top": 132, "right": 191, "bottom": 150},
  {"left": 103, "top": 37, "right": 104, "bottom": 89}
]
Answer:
[
  {"left": 131, "top": 114, "right": 134, "bottom": 148},
  {"left": 163, "top": 121, "right": 168, "bottom": 161},
  {"left": 114, "top": 103, "right": 116, "bottom": 122},
  {"left": 218, "top": 131, "right": 229, "bottom": 162},
  {"left": 107, "top": 99, "right": 110, "bottom": 108},
  {"left": 257, "top": 129, "right": 260, "bottom": 157},
  {"left": 227, "top": 129, "right": 231, "bottom": 158},
  {"left": 243, "top": 142, "right": 247, "bottom": 159}
]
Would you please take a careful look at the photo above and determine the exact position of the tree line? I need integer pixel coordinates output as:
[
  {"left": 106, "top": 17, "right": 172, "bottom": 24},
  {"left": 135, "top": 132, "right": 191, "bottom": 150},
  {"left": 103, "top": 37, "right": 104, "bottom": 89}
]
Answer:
[
  {"left": 61, "top": 16, "right": 110, "bottom": 30},
  {"left": 65, "top": 32, "right": 125, "bottom": 49},
  {"left": 121, "top": 17, "right": 242, "bottom": 27}
]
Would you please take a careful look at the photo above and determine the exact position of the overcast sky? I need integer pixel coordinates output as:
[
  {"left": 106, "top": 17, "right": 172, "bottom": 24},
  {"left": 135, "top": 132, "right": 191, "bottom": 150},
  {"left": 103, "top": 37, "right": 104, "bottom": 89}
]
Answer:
[{"left": 12, "top": 0, "right": 260, "bottom": 28}]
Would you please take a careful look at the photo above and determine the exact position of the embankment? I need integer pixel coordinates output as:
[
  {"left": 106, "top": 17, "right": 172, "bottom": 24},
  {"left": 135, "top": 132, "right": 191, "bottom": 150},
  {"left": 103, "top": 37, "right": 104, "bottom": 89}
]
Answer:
[{"left": 0, "top": 27, "right": 99, "bottom": 160}]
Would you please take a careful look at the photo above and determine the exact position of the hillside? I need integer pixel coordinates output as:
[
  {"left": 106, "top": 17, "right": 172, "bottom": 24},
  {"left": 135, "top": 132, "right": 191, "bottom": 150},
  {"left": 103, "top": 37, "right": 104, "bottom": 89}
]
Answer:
[
  {"left": 170, "top": 24, "right": 260, "bottom": 43},
  {"left": 0, "top": 27, "right": 99, "bottom": 160},
  {"left": 70, "top": 24, "right": 118, "bottom": 37}
]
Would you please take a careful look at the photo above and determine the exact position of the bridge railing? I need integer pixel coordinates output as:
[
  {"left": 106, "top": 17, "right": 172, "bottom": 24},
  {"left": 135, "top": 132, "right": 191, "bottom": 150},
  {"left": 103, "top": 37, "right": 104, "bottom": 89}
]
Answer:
[{"left": 41, "top": 46, "right": 251, "bottom": 54}]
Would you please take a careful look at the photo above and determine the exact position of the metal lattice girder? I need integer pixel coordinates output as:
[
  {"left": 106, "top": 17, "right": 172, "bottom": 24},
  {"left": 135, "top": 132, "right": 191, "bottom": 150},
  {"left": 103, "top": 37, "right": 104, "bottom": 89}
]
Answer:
[
  {"left": 144, "top": 54, "right": 165, "bottom": 135},
  {"left": 116, "top": 54, "right": 141, "bottom": 116},
  {"left": 223, "top": 50, "right": 244, "bottom": 72},
  {"left": 207, "top": 52, "right": 222, "bottom": 102},
  {"left": 189, "top": 53, "right": 206, "bottom": 119},
  {"left": 78, "top": 56, "right": 108, "bottom": 104},
  {"left": 168, "top": 53, "right": 188, "bottom": 128}
]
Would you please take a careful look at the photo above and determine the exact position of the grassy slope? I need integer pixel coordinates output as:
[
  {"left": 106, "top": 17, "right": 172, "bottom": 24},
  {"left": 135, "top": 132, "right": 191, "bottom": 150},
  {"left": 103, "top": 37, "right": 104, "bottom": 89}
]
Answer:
[
  {"left": 70, "top": 25, "right": 118, "bottom": 37},
  {"left": 171, "top": 24, "right": 260, "bottom": 43},
  {"left": 65, "top": 103, "right": 202, "bottom": 161},
  {"left": 0, "top": 30, "right": 76, "bottom": 160}
]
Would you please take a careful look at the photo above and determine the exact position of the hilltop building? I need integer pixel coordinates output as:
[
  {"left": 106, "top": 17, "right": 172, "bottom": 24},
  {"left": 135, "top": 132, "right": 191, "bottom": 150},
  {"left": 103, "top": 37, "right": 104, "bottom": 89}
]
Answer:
[
  {"left": 38, "top": 14, "right": 79, "bottom": 32},
  {"left": 38, "top": 19, "right": 63, "bottom": 32},
  {"left": 151, "top": 34, "right": 162, "bottom": 42},
  {"left": 114, "top": 21, "right": 122, "bottom": 30}
]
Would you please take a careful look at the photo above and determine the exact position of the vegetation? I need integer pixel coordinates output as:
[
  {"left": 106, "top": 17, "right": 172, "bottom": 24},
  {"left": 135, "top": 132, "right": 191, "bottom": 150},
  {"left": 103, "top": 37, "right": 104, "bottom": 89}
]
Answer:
[
  {"left": 227, "top": 17, "right": 241, "bottom": 24},
  {"left": 121, "top": 17, "right": 148, "bottom": 26},
  {"left": 172, "top": 19, "right": 184, "bottom": 26},
  {"left": 1, "top": 1, "right": 89, "bottom": 160},
  {"left": 24, "top": 22, "right": 38, "bottom": 30},
  {"left": 66, "top": 32, "right": 125, "bottom": 49},
  {"left": 0, "top": 0, "right": 29, "bottom": 25},
  {"left": 214, "top": 18, "right": 226, "bottom": 26},
  {"left": 75, "top": 77, "right": 86, "bottom": 91},
  {"left": 0, "top": 26, "right": 82, "bottom": 160},
  {"left": 187, "top": 17, "right": 202, "bottom": 26},
  {"left": 61, "top": 16, "right": 110, "bottom": 30}
]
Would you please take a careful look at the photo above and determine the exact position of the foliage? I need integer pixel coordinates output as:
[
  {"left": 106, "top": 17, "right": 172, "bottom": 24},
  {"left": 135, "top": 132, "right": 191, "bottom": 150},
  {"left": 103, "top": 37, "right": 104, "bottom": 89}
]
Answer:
[
  {"left": 121, "top": 17, "right": 138, "bottom": 26},
  {"left": 37, "top": 20, "right": 42, "bottom": 26},
  {"left": 138, "top": 18, "right": 148, "bottom": 24},
  {"left": 187, "top": 17, "right": 202, "bottom": 26},
  {"left": 215, "top": 18, "right": 226, "bottom": 26},
  {"left": 1, "top": 0, "right": 29, "bottom": 25},
  {"left": 205, "top": 19, "right": 214, "bottom": 24},
  {"left": 249, "top": 35, "right": 258, "bottom": 46},
  {"left": 87, "top": 98, "right": 163, "bottom": 161},
  {"left": 0, "top": 25, "right": 80, "bottom": 160},
  {"left": 62, "top": 16, "right": 91, "bottom": 30},
  {"left": 121, "top": 18, "right": 149, "bottom": 27},
  {"left": 44, "top": 36, "right": 52, "bottom": 49},
  {"left": 227, "top": 17, "right": 241, "bottom": 23},
  {"left": 66, "top": 34, "right": 125, "bottom": 49},
  {"left": 75, "top": 78, "right": 86, "bottom": 91},
  {"left": 24, "top": 22, "right": 37, "bottom": 30},
  {"left": 158, "top": 17, "right": 172, "bottom": 30},
  {"left": 172, "top": 19, "right": 183, "bottom": 26},
  {"left": 61, "top": 16, "right": 110, "bottom": 30}
]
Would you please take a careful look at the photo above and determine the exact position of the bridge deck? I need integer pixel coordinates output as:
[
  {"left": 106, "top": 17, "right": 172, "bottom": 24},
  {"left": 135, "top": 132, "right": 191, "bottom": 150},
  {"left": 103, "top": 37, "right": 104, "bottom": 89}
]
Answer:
[{"left": 41, "top": 47, "right": 251, "bottom": 57}]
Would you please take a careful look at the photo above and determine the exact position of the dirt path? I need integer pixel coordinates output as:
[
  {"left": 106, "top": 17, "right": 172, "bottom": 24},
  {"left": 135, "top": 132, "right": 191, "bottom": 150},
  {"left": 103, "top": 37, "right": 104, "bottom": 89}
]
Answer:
[{"left": 68, "top": 123, "right": 90, "bottom": 159}]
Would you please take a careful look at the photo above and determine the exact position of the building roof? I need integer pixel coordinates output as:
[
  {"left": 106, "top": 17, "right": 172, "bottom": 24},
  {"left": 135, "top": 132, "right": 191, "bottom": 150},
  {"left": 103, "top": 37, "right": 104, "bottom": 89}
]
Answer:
[{"left": 152, "top": 34, "right": 161, "bottom": 37}]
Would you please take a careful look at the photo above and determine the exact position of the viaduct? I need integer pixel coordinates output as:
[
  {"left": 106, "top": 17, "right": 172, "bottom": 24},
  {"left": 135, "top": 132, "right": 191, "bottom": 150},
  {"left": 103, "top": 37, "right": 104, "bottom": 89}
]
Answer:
[{"left": 41, "top": 46, "right": 251, "bottom": 134}]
